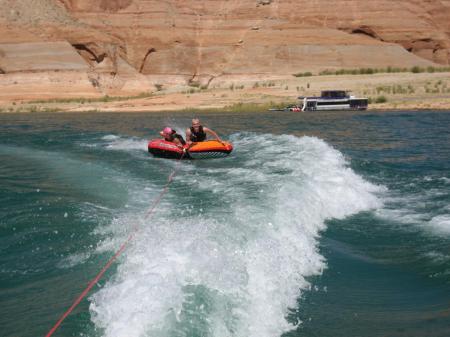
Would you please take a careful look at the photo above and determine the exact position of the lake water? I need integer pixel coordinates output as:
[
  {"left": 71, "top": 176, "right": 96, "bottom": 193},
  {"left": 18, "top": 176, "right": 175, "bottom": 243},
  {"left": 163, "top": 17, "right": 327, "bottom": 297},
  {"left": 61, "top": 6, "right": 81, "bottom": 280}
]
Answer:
[{"left": 1, "top": 110, "right": 450, "bottom": 337}]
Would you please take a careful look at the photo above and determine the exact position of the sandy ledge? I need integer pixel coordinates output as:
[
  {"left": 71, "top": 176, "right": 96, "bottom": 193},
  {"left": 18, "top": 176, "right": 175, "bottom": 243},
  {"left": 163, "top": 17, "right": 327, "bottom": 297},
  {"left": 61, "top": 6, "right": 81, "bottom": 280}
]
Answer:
[{"left": 1, "top": 73, "right": 450, "bottom": 113}]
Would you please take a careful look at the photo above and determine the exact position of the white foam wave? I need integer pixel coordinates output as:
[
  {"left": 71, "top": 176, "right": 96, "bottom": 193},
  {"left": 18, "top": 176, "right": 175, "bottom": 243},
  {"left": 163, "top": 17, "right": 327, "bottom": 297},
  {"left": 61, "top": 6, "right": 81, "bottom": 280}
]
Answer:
[
  {"left": 103, "top": 135, "right": 121, "bottom": 141},
  {"left": 375, "top": 182, "right": 450, "bottom": 236},
  {"left": 81, "top": 134, "right": 148, "bottom": 151},
  {"left": 425, "top": 251, "right": 450, "bottom": 264},
  {"left": 375, "top": 207, "right": 429, "bottom": 226},
  {"left": 89, "top": 134, "right": 383, "bottom": 337},
  {"left": 104, "top": 136, "right": 148, "bottom": 151},
  {"left": 57, "top": 252, "right": 91, "bottom": 269},
  {"left": 428, "top": 215, "right": 450, "bottom": 234},
  {"left": 440, "top": 177, "right": 450, "bottom": 184}
]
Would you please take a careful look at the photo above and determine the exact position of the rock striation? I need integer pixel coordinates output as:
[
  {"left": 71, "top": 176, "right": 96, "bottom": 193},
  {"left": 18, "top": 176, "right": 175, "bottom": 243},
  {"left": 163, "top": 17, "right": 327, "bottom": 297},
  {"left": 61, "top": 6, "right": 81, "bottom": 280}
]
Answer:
[
  {"left": 0, "top": 41, "right": 88, "bottom": 72},
  {"left": 0, "top": 0, "right": 449, "bottom": 100}
]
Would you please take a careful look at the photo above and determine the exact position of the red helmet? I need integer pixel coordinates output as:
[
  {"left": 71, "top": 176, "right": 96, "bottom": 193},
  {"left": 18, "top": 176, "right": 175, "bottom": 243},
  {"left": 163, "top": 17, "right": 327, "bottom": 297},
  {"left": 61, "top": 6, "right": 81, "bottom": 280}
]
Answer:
[{"left": 163, "top": 127, "right": 173, "bottom": 135}]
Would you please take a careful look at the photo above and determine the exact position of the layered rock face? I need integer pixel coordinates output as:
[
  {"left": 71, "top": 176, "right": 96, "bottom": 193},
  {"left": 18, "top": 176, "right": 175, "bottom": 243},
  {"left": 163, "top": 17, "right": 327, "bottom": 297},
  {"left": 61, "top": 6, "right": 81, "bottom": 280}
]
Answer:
[{"left": 1, "top": 0, "right": 449, "bottom": 99}]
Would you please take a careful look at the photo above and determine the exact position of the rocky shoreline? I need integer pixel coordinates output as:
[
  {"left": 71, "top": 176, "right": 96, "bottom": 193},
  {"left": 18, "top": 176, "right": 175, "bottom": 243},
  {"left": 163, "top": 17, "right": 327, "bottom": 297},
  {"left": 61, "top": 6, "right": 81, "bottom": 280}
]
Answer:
[{"left": 1, "top": 72, "right": 450, "bottom": 113}]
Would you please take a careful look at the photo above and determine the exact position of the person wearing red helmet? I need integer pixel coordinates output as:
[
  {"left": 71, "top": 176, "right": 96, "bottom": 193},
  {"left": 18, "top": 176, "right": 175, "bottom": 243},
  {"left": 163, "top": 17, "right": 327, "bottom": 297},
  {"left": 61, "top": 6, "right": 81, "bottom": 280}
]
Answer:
[{"left": 159, "top": 127, "right": 186, "bottom": 147}]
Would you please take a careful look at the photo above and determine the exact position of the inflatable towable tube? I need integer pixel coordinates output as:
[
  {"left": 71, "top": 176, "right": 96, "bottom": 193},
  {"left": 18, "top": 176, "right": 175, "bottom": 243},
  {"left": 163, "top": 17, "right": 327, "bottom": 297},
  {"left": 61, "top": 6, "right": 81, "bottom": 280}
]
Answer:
[{"left": 148, "top": 139, "right": 233, "bottom": 159}]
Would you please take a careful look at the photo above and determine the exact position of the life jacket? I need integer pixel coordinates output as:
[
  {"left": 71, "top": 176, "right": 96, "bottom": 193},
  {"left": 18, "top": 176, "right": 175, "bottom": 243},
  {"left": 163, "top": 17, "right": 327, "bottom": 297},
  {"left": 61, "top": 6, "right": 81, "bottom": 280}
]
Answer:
[{"left": 189, "top": 125, "right": 207, "bottom": 142}]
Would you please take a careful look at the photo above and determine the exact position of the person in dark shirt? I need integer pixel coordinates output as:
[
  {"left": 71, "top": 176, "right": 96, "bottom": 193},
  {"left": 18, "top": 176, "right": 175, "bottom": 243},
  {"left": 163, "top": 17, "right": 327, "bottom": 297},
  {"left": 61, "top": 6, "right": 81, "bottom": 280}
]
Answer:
[
  {"left": 185, "top": 118, "right": 222, "bottom": 145},
  {"left": 160, "top": 127, "right": 186, "bottom": 147}
]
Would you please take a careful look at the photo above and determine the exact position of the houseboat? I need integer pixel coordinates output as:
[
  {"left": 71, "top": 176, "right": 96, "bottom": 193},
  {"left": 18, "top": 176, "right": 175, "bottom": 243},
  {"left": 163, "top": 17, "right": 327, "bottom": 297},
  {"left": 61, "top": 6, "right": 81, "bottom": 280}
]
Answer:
[{"left": 298, "top": 90, "right": 368, "bottom": 111}]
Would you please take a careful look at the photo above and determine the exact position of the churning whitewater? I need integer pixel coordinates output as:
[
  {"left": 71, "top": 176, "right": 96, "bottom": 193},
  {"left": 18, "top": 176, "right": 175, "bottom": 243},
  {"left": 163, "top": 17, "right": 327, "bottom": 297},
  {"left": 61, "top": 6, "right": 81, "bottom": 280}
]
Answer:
[{"left": 87, "top": 133, "right": 383, "bottom": 337}]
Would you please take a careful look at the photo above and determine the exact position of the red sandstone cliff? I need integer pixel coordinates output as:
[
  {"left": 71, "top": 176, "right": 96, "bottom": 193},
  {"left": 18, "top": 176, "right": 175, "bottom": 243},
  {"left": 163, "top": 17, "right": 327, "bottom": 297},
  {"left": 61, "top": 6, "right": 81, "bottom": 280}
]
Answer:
[{"left": 1, "top": 0, "right": 449, "bottom": 100}]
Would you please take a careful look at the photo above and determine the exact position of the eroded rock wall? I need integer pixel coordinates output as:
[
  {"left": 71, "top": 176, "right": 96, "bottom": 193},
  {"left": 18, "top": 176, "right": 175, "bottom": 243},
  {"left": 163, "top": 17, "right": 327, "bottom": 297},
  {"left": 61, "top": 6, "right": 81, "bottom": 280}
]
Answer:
[
  {"left": 0, "top": 0, "right": 449, "bottom": 99},
  {"left": 56, "top": 0, "right": 450, "bottom": 82}
]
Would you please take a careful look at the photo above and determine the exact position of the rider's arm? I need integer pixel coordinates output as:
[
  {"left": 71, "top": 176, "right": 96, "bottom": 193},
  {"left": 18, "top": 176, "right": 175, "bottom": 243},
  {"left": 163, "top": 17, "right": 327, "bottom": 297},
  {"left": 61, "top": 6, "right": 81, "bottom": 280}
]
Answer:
[
  {"left": 185, "top": 128, "right": 192, "bottom": 144},
  {"left": 175, "top": 134, "right": 186, "bottom": 145},
  {"left": 204, "top": 127, "right": 222, "bottom": 142}
]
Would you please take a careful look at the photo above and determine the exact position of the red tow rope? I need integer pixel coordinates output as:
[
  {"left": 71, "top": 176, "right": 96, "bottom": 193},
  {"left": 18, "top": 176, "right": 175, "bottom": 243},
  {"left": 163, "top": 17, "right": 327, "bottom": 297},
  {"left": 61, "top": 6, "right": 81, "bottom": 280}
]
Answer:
[{"left": 45, "top": 151, "right": 186, "bottom": 337}]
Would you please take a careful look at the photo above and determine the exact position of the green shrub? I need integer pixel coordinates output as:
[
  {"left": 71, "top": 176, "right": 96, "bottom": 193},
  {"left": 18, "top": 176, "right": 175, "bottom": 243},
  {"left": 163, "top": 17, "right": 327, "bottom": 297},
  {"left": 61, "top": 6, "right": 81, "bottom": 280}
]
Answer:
[
  {"left": 189, "top": 81, "right": 200, "bottom": 88},
  {"left": 411, "top": 66, "right": 424, "bottom": 73},
  {"left": 28, "top": 92, "right": 154, "bottom": 105},
  {"left": 293, "top": 71, "right": 313, "bottom": 77},
  {"left": 319, "top": 69, "right": 334, "bottom": 76},
  {"left": 360, "top": 68, "right": 375, "bottom": 74},
  {"left": 375, "top": 96, "right": 387, "bottom": 103}
]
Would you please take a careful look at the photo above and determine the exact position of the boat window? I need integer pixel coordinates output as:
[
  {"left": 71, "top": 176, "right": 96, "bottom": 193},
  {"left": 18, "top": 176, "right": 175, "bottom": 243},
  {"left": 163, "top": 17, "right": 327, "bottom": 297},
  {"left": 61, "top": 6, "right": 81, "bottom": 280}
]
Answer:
[{"left": 316, "top": 101, "right": 349, "bottom": 106}]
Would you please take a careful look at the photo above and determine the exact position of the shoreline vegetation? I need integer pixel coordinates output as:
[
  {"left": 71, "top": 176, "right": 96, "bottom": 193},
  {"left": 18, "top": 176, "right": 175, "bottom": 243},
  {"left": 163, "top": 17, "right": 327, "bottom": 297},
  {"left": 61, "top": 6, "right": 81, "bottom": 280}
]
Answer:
[
  {"left": 293, "top": 65, "right": 450, "bottom": 77},
  {"left": 1, "top": 70, "right": 450, "bottom": 113}
]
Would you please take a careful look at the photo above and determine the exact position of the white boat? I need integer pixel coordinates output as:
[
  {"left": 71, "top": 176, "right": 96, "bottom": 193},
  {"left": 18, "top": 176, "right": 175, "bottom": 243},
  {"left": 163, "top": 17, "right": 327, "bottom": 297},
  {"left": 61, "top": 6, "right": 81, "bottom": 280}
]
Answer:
[{"left": 299, "top": 90, "right": 368, "bottom": 111}]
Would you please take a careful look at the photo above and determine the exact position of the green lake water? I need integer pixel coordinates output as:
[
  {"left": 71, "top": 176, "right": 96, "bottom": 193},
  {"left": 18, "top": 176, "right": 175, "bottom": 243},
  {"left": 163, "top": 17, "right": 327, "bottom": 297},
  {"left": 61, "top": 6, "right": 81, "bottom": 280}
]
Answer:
[{"left": 1, "top": 110, "right": 450, "bottom": 337}]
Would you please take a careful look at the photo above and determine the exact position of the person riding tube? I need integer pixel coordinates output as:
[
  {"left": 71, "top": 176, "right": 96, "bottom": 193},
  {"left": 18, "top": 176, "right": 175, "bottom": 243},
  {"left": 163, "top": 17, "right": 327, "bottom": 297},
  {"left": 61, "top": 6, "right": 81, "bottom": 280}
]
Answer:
[
  {"left": 185, "top": 118, "right": 222, "bottom": 145},
  {"left": 160, "top": 127, "right": 186, "bottom": 148}
]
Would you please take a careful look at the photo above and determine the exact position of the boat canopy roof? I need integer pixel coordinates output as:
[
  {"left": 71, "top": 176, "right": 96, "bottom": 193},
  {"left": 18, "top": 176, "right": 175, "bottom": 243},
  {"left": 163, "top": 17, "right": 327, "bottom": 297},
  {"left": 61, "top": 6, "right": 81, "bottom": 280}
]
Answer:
[
  {"left": 320, "top": 90, "right": 349, "bottom": 98},
  {"left": 298, "top": 90, "right": 352, "bottom": 100}
]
